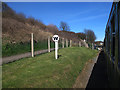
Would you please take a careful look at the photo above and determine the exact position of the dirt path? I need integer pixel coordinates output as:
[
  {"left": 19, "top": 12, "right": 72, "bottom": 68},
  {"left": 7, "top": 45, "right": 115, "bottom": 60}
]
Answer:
[
  {"left": 73, "top": 54, "right": 99, "bottom": 88},
  {"left": 2, "top": 48, "right": 55, "bottom": 65}
]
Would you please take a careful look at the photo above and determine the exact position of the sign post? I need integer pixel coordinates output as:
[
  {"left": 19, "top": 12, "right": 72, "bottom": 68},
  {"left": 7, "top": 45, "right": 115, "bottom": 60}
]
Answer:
[{"left": 52, "top": 35, "right": 59, "bottom": 59}]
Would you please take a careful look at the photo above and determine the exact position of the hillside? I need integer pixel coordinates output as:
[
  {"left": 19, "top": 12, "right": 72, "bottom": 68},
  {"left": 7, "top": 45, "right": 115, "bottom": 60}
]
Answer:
[
  {"left": 2, "top": 2, "right": 52, "bottom": 45},
  {"left": 2, "top": 3, "right": 88, "bottom": 47},
  {"left": 2, "top": 18, "right": 52, "bottom": 45}
]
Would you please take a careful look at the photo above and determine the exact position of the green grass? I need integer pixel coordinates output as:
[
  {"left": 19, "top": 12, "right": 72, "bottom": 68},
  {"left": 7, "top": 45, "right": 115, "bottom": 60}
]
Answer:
[
  {"left": 2, "top": 47, "right": 98, "bottom": 88},
  {"left": 2, "top": 41, "right": 55, "bottom": 57}
]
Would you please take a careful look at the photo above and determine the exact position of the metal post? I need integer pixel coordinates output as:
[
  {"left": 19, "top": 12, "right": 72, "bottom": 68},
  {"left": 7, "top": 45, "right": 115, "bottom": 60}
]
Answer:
[
  {"left": 55, "top": 41, "right": 58, "bottom": 59},
  {"left": 57, "top": 40, "right": 59, "bottom": 50},
  {"left": 52, "top": 35, "right": 59, "bottom": 59},
  {"left": 31, "top": 33, "right": 34, "bottom": 57}
]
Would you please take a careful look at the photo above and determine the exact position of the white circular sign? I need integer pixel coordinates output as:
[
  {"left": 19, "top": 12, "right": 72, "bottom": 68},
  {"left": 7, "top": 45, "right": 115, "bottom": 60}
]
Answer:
[{"left": 52, "top": 35, "right": 59, "bottom": 42}]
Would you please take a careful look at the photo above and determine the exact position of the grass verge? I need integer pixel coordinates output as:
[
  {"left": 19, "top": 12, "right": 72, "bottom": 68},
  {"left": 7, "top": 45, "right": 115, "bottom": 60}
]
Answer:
[{"left": 2, "top": 47, "right": 98, "bottom": 88}]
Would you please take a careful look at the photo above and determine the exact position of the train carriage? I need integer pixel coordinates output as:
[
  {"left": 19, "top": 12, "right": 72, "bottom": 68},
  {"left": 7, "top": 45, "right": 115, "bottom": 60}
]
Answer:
[{"left": 104, "top": 2, "right": 120, "bottom": 88}]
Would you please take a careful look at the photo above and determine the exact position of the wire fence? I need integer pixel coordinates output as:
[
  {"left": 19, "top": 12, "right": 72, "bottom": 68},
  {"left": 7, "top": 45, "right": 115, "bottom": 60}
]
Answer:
[{"left": 2, "top": 33, "right": 85, "bottom": 57}]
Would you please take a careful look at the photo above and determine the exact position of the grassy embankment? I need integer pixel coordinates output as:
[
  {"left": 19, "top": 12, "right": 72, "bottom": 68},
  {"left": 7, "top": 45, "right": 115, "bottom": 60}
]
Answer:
[{"left": 2, "top": 47, "right": 98, "bottom": 88}]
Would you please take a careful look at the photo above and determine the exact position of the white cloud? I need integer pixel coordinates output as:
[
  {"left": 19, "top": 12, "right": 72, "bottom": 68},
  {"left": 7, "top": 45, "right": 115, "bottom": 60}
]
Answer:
[
  {"left": 65, "top": 9, "right": 97, "bottom": 18},
  {"left": 69, "top": 13, "right": 108, "bottom": 23}
]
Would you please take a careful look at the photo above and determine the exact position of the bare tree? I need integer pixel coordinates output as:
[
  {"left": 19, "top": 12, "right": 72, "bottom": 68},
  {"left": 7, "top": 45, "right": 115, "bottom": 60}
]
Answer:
[
  {"left": 84, "top": 29, "right": 96, "bottom": 43},
  {"left": 60, "top": 21, "right": 70, "bottom": 31}
]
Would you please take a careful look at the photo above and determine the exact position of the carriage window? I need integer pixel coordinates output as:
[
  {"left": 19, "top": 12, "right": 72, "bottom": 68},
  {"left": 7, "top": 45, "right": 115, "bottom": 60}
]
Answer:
[
  {"left": 111, "top": 15, "right": 115, "bottom": 61},
  {"left": 105, "top": 32, "right": 108, "bottom": 52},
  {"left": 108, "top": 27, "right": 110, "bottom": 54},
  {"left": 112, "top": 36, "right": 115, "bottom": 57},
  {"left": 105, "top": 31, "right": 108, "bottom": 52}
]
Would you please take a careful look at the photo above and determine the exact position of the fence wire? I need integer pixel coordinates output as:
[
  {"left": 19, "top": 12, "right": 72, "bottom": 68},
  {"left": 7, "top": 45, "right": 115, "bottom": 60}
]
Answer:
[{"left": 2, "top": 33, "right": 87, "bottom": 57}]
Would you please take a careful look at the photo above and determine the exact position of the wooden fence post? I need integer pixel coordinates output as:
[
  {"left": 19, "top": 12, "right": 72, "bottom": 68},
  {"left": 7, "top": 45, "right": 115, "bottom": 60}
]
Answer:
[
  {"left": 79, "top": 41, "right": 81, "bottom": 47},
  {"left": 62, "top": 38, "right": 64, "bottom": 48},
  {"left": 48, "top": 36, "right": 50, "bottom": 52},
  {"left": 92, "top": 43, "right": 94, "bottom": 50},
  {"left": 31, "top": 33, "right": 34, "bottom": 57},
  {"left": 70, "top": 40, "right": 72, "bottom": 47},
  {"left": 66, "top": 39, "right": 68, "bottom": 47}
]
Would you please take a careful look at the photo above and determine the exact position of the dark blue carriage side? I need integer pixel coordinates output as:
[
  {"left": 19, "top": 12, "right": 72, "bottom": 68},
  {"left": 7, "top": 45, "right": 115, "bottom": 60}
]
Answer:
[
  {"left": 104, "top": 2, "right": 120, "bottom": 88},
  {"left": 118, "top": 2, "right": 120, "bottom": 70}
]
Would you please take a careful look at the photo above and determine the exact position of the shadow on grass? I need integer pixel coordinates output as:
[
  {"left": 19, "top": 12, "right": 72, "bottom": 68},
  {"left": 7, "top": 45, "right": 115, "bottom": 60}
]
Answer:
[{"left": 58, "top": 55, "right": 62, "bottom": 59}]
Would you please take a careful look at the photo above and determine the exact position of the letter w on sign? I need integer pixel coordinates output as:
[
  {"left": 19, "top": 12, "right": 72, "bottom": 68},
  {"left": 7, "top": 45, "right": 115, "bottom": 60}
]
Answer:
[{"left": 54, "top": 37, "right": 58, "bottom": 40}]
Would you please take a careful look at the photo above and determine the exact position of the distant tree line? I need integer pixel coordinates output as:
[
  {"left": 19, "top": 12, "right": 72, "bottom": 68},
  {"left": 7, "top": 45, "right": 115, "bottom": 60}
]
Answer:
[
  {"left": 59, "top": 21, "right": 96, "bottom": 43},
  {"left": 84, "top": 29, "right": 96, "bottom": 43},
  {"left": 60, "top": 21, "right": 70, "bottom": 31}
]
